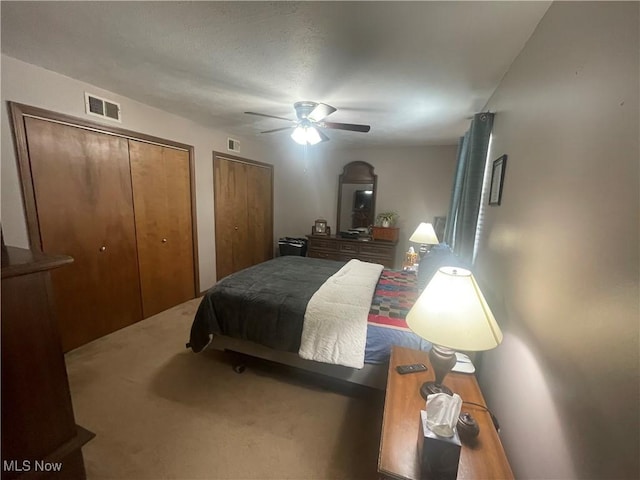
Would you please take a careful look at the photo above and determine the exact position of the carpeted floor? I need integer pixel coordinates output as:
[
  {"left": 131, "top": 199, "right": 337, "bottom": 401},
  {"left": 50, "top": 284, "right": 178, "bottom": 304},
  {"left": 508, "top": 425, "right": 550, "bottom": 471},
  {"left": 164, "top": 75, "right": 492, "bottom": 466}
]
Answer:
[{"left": 65, "top": 298, "right": 385, "bottom": 479}]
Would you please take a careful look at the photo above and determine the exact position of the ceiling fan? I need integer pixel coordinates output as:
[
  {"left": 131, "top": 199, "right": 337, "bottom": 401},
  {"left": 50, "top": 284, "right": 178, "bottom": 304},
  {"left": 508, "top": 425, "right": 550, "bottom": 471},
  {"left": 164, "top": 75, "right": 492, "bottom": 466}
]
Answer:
[{"left": 245, "top": 101, "right": 371, "bottom": 145}]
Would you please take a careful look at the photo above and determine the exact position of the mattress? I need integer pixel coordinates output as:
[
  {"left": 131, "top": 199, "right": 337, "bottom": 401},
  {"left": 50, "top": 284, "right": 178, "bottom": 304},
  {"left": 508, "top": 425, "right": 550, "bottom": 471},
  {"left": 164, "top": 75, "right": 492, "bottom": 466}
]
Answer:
[{"left": 188, "top": 255, "right": 431, "bottom": 365}]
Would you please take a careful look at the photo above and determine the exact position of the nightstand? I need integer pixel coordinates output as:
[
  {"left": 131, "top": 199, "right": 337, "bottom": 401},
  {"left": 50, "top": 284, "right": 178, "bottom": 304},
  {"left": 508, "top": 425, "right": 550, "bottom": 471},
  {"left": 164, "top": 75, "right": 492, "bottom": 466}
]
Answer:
[{"left": 378, "top": 346, "right": 513, "bottom": 479}]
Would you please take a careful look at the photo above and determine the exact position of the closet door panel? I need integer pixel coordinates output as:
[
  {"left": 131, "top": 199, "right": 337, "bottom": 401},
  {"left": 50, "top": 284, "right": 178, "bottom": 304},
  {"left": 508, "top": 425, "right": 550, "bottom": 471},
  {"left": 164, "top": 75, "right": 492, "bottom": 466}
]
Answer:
[
  {"left": 25, "top": 117, "right": 142, "bottom": 352},
  {"left": 214, "top": 155, "right": 273, "bottom": 280},
  {"left": 231, "top": 162, "right": 251, "bottom": 273},
  {"left": 214, "top": 157, "right": 247, "bottom": 279},
  {"left": 246, "top": 163, "right": 273, "bottom": 266},
  {"left": 129, "top": 140, "right": 195, "bottom": 317}
]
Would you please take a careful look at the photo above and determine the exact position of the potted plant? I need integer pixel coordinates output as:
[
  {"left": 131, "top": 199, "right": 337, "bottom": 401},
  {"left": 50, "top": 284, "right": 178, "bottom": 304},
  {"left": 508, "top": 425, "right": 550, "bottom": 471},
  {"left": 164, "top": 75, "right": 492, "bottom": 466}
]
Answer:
[{"left": 376, "top": 211, "right": 399, "bottom": 228}]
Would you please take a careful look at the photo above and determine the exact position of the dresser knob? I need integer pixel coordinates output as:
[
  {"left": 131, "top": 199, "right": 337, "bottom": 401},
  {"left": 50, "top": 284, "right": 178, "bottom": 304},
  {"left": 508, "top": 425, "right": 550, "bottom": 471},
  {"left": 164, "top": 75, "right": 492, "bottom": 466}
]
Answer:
[
  {"left": 162, "top": 238, "right": 168, "bottom": 243},
  {"left": 99, "top": 246, "right": 106, "bottom": 252}
]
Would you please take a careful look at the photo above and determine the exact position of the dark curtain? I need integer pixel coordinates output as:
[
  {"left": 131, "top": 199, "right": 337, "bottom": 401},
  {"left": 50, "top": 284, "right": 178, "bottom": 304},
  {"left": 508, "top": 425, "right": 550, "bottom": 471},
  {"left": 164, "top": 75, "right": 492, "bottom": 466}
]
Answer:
[
  {"left": 443, "top": 132, "right": 468, "bottom": 246},
  {"left": 443, "top": 112, "right": 494, "bottom": 264}
]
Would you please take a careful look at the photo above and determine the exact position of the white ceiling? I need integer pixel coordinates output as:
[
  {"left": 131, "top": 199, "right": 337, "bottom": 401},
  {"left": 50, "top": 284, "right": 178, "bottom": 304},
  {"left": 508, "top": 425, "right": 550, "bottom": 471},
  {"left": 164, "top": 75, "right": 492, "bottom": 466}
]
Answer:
[{"left": 1, "top": 1, "right": 550, "bottom": 147}]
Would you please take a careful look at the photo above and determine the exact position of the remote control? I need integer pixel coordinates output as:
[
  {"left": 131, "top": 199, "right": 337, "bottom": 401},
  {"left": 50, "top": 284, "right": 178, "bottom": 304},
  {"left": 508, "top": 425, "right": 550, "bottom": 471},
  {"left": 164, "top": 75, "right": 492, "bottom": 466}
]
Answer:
[{"left": 396, "top": 363, "right": 428, "bottom": 374}]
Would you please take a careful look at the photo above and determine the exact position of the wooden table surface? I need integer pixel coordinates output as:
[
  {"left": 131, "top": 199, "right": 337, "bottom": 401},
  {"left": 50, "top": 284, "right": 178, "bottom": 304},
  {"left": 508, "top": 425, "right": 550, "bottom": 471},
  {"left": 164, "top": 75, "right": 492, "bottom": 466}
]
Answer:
[{"left": 378, "top": 346, "right": 514, "bottom": 480}]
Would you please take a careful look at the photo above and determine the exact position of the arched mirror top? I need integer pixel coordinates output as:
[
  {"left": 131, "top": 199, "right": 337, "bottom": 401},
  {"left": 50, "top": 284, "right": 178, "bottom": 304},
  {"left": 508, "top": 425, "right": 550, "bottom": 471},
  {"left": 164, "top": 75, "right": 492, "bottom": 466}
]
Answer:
[
  {"left": 340, "top": 161, "right": 377, "bottom": 184},
  {"left": 336, "top": 161, "right": 377, "bottom": 235}
]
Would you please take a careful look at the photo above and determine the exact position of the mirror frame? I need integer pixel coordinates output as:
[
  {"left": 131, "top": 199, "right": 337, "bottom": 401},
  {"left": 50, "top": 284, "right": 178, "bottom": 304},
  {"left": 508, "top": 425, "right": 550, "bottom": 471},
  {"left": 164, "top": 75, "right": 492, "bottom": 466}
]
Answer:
[{"left": 336, "top": 161, "right": 377, "bottom": 234}]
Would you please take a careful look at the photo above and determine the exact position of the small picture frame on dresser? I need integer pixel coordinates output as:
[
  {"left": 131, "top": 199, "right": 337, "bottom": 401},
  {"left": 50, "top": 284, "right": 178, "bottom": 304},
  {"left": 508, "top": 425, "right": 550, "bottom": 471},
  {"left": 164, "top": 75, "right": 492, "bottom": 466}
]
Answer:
[{"left": 312, "top": 219, "right": 330, "bottom": 236}]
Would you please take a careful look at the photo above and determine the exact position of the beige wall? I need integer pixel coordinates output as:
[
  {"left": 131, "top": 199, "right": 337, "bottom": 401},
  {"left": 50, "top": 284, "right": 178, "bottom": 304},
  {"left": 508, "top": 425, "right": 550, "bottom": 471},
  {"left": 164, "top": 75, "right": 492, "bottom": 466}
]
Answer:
[
  {"left": 1, "top": 55, "right": 457, "bottom": 288},
  {"left": 332, "top": 145, "right": 457, "bottom": 266},
  {"left": 0, "top": 54, "right": 277, "bottom": 290},
  {"left": 6, "top": 8, "right": 637, "bottom": 477},
  {"left": 269, "top": 143, "right": 457, "bottom": 266},
  {"left": 474, "top": 2, "right": 639, "bottom": 478}
]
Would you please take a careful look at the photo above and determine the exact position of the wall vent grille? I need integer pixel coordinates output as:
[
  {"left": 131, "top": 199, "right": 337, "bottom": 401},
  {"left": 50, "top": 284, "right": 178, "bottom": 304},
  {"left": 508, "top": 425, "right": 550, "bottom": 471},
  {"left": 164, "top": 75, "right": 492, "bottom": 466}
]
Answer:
[
  {"left": 227, "top": 138, "right": 240, "bottom": 153},
  {"left": 84, "top": 92, "right": 121, "bottom": 122}
]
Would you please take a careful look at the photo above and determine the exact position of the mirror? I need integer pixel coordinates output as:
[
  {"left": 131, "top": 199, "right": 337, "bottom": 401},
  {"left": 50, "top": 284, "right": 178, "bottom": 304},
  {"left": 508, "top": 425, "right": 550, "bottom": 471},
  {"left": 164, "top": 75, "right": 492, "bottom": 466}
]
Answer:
[{"left": 336, "top": 161, "right": 377, "bottom": 234}]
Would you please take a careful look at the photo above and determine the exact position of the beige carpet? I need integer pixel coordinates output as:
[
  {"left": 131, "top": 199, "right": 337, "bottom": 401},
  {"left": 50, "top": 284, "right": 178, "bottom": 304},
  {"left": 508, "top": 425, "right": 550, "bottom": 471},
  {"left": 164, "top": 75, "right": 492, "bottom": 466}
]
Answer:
[{"left": 65, "top": 298, "right": 385, "bottom": 480}]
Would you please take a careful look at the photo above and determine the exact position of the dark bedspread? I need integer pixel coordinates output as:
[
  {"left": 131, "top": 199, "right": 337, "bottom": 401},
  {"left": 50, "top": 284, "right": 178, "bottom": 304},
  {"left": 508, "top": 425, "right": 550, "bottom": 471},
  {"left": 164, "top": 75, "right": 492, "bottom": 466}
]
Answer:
[{"left": 188, "top": 256, "right": 346, "bottom": 353}]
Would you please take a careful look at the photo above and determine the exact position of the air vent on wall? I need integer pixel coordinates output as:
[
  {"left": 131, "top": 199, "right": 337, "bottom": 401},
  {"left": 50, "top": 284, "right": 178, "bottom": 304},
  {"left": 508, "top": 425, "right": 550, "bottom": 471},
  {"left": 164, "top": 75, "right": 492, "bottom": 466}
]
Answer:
[
  {"left": 84, "top": 92, "right": 121, "bottom": 122},
  {"left": 227, "top": 138, "right": 240, "bottom": 153}
]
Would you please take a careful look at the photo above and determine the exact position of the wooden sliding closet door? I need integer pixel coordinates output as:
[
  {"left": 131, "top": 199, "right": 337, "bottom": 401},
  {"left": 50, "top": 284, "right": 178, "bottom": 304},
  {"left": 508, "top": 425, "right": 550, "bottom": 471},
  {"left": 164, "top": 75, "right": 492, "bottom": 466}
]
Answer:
[
  {"left": 129, "top": 140, "right": 196, "bottom": 318},
  {"left": 24, "top": 117, "right": 142, "bottom": 352},
  {"left": 214, "top": 154, "right": 273, "bottom": 280}
]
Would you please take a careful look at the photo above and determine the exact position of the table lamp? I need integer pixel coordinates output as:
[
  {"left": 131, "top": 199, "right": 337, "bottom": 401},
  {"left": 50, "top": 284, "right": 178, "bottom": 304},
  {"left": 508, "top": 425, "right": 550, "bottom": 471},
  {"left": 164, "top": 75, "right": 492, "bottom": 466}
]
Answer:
[
  {"left": 409, "top": 222, "right": 439, "bottom": 258},
  {"left": 406, "top": 266, "right": 503, "bottom": 399}
]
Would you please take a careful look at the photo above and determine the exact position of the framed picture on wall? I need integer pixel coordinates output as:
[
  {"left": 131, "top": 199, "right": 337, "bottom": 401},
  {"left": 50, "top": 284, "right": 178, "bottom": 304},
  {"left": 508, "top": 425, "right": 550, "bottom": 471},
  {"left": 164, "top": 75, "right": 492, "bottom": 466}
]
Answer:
[{"left": 489, "top": 155, "right": 507, "bottom": 206}]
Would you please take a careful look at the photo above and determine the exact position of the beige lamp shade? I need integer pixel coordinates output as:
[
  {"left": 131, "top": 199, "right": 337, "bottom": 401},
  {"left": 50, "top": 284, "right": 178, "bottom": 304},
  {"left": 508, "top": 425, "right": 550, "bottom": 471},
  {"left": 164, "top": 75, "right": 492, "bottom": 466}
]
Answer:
[
  {"left": 409, "top": 222, "right": 439, "bottom": 245},
  {"left": 406, "top": 266, "right": 503, "bottom": 351}
]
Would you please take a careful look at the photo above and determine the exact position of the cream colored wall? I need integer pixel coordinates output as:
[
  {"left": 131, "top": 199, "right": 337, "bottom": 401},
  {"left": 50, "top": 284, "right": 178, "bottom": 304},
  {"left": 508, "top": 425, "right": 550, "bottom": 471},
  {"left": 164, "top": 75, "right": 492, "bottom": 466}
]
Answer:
[
  {"left": 3, "top": 4, "right": 636, "bottom": 477},
  {"left": 268, "top": 140, "right": 341, "bottom": 243},
  {"left": 1, "top": 55, "right": 457, "bottom": 289},
  {"left": 269, "top": 143, "right": 458, "bottom": 267},
  {"left": 474, "top": 2, "right": 638, "bottom": 478},
  {"left": 335, "top": 145, "right": 457, "bottom": 266},
  {"left": 0, "top": 55, "right": 278, "bottom": 291}
]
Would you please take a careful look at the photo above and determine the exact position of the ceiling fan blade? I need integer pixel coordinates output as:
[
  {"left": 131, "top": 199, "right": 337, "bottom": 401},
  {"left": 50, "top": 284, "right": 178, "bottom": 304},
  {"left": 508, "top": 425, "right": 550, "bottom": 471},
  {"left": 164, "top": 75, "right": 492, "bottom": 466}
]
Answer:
[
  {"left": 320, "top": 121, "right": 371, "bottom": 133},
  {"left": 261, "top": 126, "right": 294, "bottom": 134},
  {"left": 308, "top": 103, "right": 337, "bottom": 122},
  {"left": 244, "top": 111, "right": 294, "bottom": 122}
]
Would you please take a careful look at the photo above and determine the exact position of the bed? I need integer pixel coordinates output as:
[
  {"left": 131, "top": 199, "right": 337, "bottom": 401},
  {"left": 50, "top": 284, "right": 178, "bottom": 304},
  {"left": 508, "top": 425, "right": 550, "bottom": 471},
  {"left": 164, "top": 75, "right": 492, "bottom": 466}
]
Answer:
[{"left": 187, "top": 255, "right": 432, "bottom": 390}]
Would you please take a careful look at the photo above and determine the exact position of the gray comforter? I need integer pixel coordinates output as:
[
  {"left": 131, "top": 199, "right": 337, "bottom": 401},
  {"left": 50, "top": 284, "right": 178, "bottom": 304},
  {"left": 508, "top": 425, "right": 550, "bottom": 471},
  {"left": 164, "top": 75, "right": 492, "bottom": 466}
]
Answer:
[{"left": 188, "top": 256, "right": 345, "bottom": 353}]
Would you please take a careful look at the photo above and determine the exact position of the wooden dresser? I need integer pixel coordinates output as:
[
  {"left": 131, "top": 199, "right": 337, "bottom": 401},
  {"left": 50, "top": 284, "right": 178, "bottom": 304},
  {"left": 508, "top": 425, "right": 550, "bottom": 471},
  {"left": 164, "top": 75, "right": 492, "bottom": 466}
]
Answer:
[
  {"left": 306, "top": 235, "right": 398, "bottom": 268},
  {"left": 1, "top": 246, "right": 94, "bottom": 479}
]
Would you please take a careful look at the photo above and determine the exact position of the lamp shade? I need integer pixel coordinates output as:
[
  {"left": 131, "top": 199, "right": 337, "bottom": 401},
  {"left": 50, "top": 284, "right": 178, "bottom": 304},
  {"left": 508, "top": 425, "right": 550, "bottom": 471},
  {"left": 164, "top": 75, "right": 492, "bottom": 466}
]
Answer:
[
  {"left": 409, "top": 222, "right": 439, "bottom": 245},
  {"left": 406, "top": 267, "right": 503, "bottom": 351}
]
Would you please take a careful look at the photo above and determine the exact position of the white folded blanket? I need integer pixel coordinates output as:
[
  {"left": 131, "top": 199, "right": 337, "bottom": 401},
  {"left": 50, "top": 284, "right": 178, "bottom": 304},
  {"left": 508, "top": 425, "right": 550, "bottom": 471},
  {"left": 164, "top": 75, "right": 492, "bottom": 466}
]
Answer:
[{"left": 298, "top": 259, "right": 384, "bottom": 368}]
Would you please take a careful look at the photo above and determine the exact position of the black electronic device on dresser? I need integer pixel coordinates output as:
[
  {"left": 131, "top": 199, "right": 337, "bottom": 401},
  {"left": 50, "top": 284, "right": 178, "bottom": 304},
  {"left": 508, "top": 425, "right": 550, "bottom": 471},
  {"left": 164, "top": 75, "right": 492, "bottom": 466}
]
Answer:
[{"left": 339, "top": 231, "right": 360, "bottom": 239}]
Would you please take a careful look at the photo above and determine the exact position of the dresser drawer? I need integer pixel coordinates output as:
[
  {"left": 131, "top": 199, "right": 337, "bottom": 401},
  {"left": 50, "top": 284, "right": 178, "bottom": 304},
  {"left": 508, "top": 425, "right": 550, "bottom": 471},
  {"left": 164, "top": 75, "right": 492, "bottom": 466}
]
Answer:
[
  {"left": 306, "top": 235, "right": 398, "bottom": 268},
  {"left": 308, "top": 238, "right": 338, "bottom": 251},
  {"left": 360, "top": 243, "right": 393, "bottom": 257},
  {"left": 339, "top": 242, "right": 360, "bottom": 254},
  {"left": 308, "top": 250, "right": 341, "bottom": 261}
]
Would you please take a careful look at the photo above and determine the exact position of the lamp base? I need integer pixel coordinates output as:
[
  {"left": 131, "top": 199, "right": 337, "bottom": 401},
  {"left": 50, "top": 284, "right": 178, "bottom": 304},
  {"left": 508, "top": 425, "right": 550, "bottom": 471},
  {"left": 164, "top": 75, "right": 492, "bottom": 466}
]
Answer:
[
  {"left": 420, "top": 381, "right": 453, "bottom": 399},
  {"left": 424, "top": 345, "right": 457, "bottom": 400}
]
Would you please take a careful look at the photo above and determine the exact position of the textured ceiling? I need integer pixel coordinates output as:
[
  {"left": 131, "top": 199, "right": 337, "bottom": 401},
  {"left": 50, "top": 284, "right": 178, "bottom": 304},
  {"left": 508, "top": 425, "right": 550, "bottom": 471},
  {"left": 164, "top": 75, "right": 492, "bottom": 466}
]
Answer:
[{"left": 1, "top": 1, "right": 550, "bottom": 147}]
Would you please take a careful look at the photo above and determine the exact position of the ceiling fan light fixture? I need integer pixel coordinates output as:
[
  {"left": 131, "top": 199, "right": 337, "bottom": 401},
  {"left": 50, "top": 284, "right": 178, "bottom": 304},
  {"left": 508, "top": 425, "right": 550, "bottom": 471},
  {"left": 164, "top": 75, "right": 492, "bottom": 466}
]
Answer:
[
  {"left": 291, "top": 125, "right": 322, "bottom": 145},
  {"left": 306, "top": 126, "right": 322, "bottom": 145},
  {"left": 247, "top": 101, "right": 370, "bottom": 144},
  {"left": 291, "top": 125, "right": 307, "bottom": 145}
]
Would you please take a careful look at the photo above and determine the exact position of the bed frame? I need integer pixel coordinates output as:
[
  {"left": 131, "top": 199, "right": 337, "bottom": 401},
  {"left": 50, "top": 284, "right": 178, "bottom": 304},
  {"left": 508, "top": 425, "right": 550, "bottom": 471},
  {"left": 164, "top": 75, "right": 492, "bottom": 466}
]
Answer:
[{"left": 208, "top": 335, "right": 389, "bottom": 390}]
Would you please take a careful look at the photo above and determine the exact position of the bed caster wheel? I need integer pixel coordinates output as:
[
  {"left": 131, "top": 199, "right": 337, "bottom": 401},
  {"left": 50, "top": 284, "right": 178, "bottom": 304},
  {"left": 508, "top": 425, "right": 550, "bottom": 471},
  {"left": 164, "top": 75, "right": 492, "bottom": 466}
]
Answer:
[{"left": 233, "top": 364, "right": 246, "bottom": 374}]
